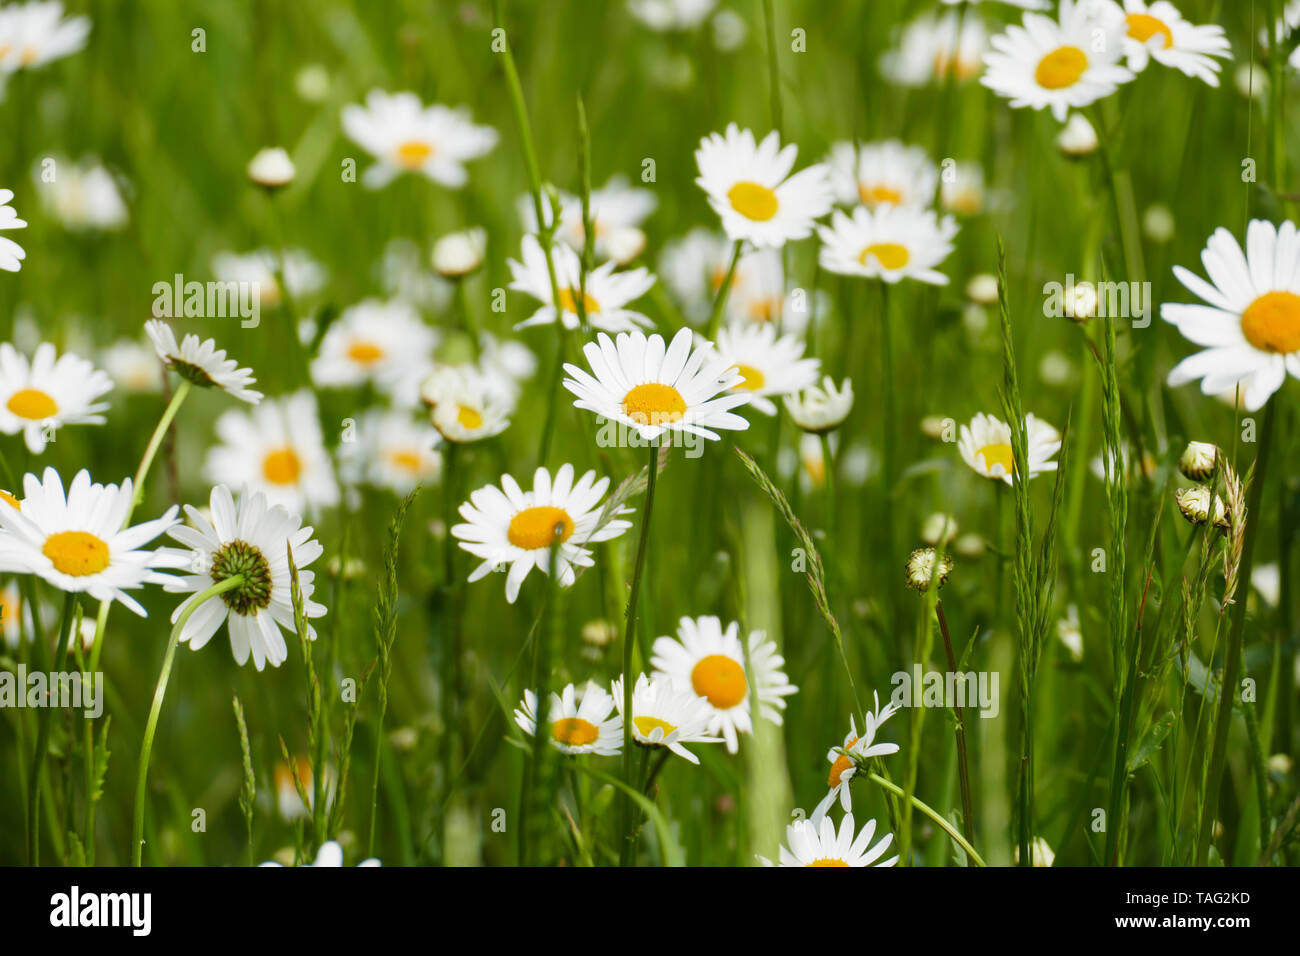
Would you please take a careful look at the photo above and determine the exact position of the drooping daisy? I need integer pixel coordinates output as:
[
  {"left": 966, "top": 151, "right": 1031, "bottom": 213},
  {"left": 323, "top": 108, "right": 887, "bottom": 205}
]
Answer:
[
  {"left": 420, "top": 366, "right": 513, "bottom": 444},
  {"left": 514, "top": 682, "right": 624, "bottom": 756},
  {"left": 981, "top": 0, "right": 1134, "bottom": 122},
  {"left": 650, "top": 615, "right": 797, "bottom": 753},
  {"left": 0, "top": 342, "right": 112, "bottom": 453},
  {"left": 957, "top": 412, "right": 1061, "bottom": 484},
  {"left": 338, "top": 408, "right": 442, "bottom": 494},
  {"left": 813, "top": 694, "right": 902, "bottom": 818},
  {"left": 766, "top": 812, "right": 899, "bottom": 867},
  {"left": 710, "top": 323, "right": 821, "bottom": 416},
  {"left": 879, "top": 11, "right": 988, "bottom": 87},
  {"left": 508, "top": 235, "right": 655, "bottom": 333},
  {"left": 451, "top": 464, "right": 633, "bottom": 603},
  {"left": 0, "top": 1, "right": 90, "bottom": 72},
  {"left": 32, "top": 156, "right": 127, "bottom": 231},
  {"left": 1100, "top": 0, "right": 1231, "bottom": 86},
  {"left": 0, "top": 468, "right": 180, "bottom": 615},
  {"left": 695, "top": 123, "right": 833, "bottom": 247},
  {"left": 563, "top": 327, "right": 752, "bottom": 442},
  {"left": 825, "top": 140, "right": 938, "bottom": 209},
  {"left": 1161, "top": 219, "right": 1300, "bottom": 411},
  {"left": 520, "top": 175, "right": 658, "bottom": 265},
  {"left": 784, "top": 376, "right": 854, "bottom": 433},
  {"left": 144, "top": 319, "right": 262, "bottom": 403},
  {"left": 212, "top": 248, "right": 326, "bottom": 308},
  {"left": 205, "top": 390, "right": 340, "bottom": 514},
  {"left": 611, "top": 673, "right": 722, "bottom": 764},
  {"left": 0, "top": 188, "right": 27, "bottom": 271},
  {"left": 159, "top": 484, "right": 325, "bottom": 672},
  {"left": 309, "top": 298, "right": 437, "bottom": 405},
  {"left": 341, "top": 89, "right": 498, "bottom": 189},
  {"left": 817, "top": 204, "right": 958, "bottom": 285}
]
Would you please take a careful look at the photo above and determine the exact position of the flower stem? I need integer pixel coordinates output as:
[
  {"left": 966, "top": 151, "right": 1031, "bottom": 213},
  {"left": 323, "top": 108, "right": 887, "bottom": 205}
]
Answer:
[
  {"left": 761, "top": 0, "right": 782, "bottom": 135},
  {"left": 27, "top": 591, "right": 74, "bottom": 866},
  {"left": 132, "top": 575, "right": 244, "bottom": 866},
  {"left": 706, "top": 240, "right": 744, "bottom": 339},
  {"left": 131, "top": 380, "right": 191, "bottom": 512},
  {"left": 867, "top": 771, "right": 985, "bottom": 867},
  {"left": 937, "top": 598, "right": 976, "bottom": 856}
]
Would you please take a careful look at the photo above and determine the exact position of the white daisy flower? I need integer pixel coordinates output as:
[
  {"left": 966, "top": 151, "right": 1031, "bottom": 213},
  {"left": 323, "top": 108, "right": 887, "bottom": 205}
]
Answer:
[
  {"left": 0, "top": 188, "right": 28, "bottom": 272},
  {"left": 1161, "top": 219, "right": 1300, "bottom": 411},
  {"left": 817, "top": 204, "right": 958, "bottom": 285},
  {"left": 768, "top": 811, "right": 898, "bottom": 867},
  {"left": 1100, "top": 0, "right": 1231, "bottom": 86},
  {"left": 158, "top": 484, "right": 326, "bottom": 672},
  {"left": 0, "top": 342, "right": 112, "bottom": 453},
  {"left": 957, "top": 412, "right": 1061, "bottom": 484},
  {"left": 520, "top": 175, "right": 658, "bottom": 265},
  {"left": 261, "top": 840, "right": 380, "bottom": 867},
  {"left": 611, "top": 673, "right": 722, "bottom": 764},
  {"left": 145, "top": 320, "right": 262, "bottom": 404},
  {"left": 32, "top": 156, "right": 127, "bottom": 231},
  {"left": 880, "top": 11, "right": 988, "bottom": 87},
  {"left": 451, "top": 464, "right": 633, "bottom": 604},
  {"left": 649, "top": 615, "right": 797, "bottom": 754},
  {"left": 710, "top": 322, "right": 821, "bottom": 416},
  {"left": 981, "top": 0, "right": 1134, "bottom": 122},
  {"left": 341, "top": 89, "right": 497, "bottom": 190},
  {"left": 0, "top": 468, "right": 180, "bottom": 616},
  {"left": 695, "top": 123, "right": 834, "bottom": 248},
  {"left": 563, "top": 327, "right": 752, "bottom": 442},
  {"left": 420, "top": 366, "right": 513, "bottom": 444},
  {"left": 660, "top": 232, "right": 808, "bottom": 331},
  {"left": 205, "top": 390, "right": 340, "bottom": 514},
  {"left": 246, "top": 147, "right": 295, "bottom": 189},
  {"left": 813, "top": 694, "right": 902, "bottom": 818},
  {"left": 477, "top": 332, "right": 537, "bottom": 398},
  {"left": 508, "top": 235, "right": 655, "bottom": 333},
  {"left": 825, "top": 139, "right": 938, "bottom": 209},
  {"left": 940, "top": 161, "right": 986, "bottom": 217},
  {"left": 0, "top": 1, "right": 89, "bottom": 72},
  {"left": 100, "top": 338, "right": 161, "bottom": 394},
  {"left": 309, "top": 298, "right": 437, "bottom": 405},
  {"left": 212, "top": 248, "right": 325, "bottom": 307},
  {"left": 338, "top": 408, "right": 441, "bottom": 495},
  {"left": 628, "top": 0, "right": 717, "bottom": 31},
  {"left": 942, "top": 0, "right": 1048, "bottom": 8},
  {"left": 432, "top": 227, "right": 487, "bottom": 279},
  {"left": 784, "top": 376, "right": 854, "bottom": 433},
  {"left": 514, "top": 682, "right": 624, "bottom": 756}
]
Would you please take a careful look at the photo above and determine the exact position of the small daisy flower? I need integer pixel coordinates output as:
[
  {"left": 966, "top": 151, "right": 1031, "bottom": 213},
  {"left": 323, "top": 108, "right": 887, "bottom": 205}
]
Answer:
[
  {"left": 817, "top": 204, "right": 958, "bottom": 285},
  {"left": 695, "top": 123, "right": 833, "bottom": 248},
  {"left": 1057, "top": 604, "right": 1084, "bottom": 662},
  {"left": 420, "top": 366, "right": 513, "bottom": 444},
  {"left": 145, "top": 320, "right": 262, "bottom": 403},
  {"left": 261, "top": 840, "right": 380, "bottom": 868},
  {"left": 814, "top": 694, "right": 902, "bottom": 818},
  {"left": 825, "top": 139, "right": 938, "bottom": 209},
  {"left": 611, "top": 673, "right": 722, "bottom": 764},
  {"left": 32, "top": 156, "right": 127, "bottom": 231},
  {"left": 650, "top": 615, "right": 797, "bottom": 754},
  {"left": 0, "top": 188, "right": 27, "bottom": 271},
  {"left": 508, "top": 235, "right": 655, "bottom": 333},
  {"left": 940, "top": 161, "right": 986, "bottom": 216},
  {"left": 341, "top": 89, "right": 497, "bottom": 190},
  {"left": 768, "top": 811, "right": 898, "bottom": 867},
  {"left": 0, "top": 468, "right": 180, "bottom": 616},
  {"left": 158, "top": 484, "right": 326, "bottom": 672},
  {"left": 309, "top": 298, "right": 437, "bottom": 405},
  {"left": 212, "top": 248, "right": 326, "bottom": 307},
  {"left": 563, "top": 327, "right": 752, "bottom": 442},
  {"left": 981, "top": 0, "right": 1134, "bottom": 122},
  {"left": 958, "top": 412, "right": 1061, "bottom": 484},
  {"left": 1161, "top": 219, "right": 1300, "bottom": 411},
  {"left": 0, "top": 1, "right": 90, "bottom": 72},
  {"left": 206, "top": 390, "right": 340, "bottom": 514},
  {"left": 0, "top": 342, "right": 112, "bottom": 453},
  {"left": 880, "top": 11, "right": 988, "bottom": 87},
  {"left": 514, "top": 682, "right": 624, "bottom": 756},
  {"left": 628, "top": 0, "right": 717, "bottom": 31},
  {"left": 451, "top": 464, "right": 633, "bottom": 604},
  {"left": 660, "top": 232, "right": 807, "bottom": 331},
  {"left": 784, "top": 376, "right": 854, "bottom": 434},
  {"left": 339, "top": 408, "right": 441, "bottom": 495},
  {"left": 100, "top": 338, "right": 161, "bottom": 393},
  {"left": 711, "top": 322, "right": 821, "bottom": 416},
  {"left": 1100, "top": 0, "right": 1231, "bottom": 86},
  {"left": 520, "top": 175, "right": 658, "bottom": 265}
]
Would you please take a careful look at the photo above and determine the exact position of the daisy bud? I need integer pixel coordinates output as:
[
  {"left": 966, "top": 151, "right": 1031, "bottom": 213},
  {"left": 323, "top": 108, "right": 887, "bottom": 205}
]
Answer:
[
  {"left": 1178, "top": 441, "right": 1219, "bottom": 481},
  {"left": 784, "top": 376, "right": 854, "bottom": 434},
  {"left": 1142, "top": 203, "right": 1175, "bottom": 244},
  {"left": 295, "top": 64, "right": 331, "bottom": 103},
  {"left": 247, "top": 147, "right": 296, "bottom": 190},
  {"left": 905, "top": 547, "right": 953, "bottom": 592},
  {"left": 1056, "top": 605, "right": 1083, "bottom": 663},
  {"left": 1055, "top": 114, "right": 1097, "bottom": 157},
  {"left": 920, "top": 513, "right": 958, "bottom": 547},
  {"left": 1013, "top": 836, "right": 1055, "bottom": 867},
  {"left": 582, "top": 618, "right": 618, "bottom": 649},
  {"left": 920, "top": 415, "right": 949, "bottom": 441},
  {"left": 432, "top": 227, "right": 487, "bottom": 279},
  {"left": 1268, "top": 753, "right": 1293, "bottom": 777},
  {"left": 954, "top": 533, "right": 986, "bottom": 560},
  {"left": 965, "top": 273, "right": 999, "bottom": 306},
  {"left": 1234, "top": 63, "right": 1267, "bottom": 101},
  {"left": 1175, "top": 486, "right": 1229, "bottom": 532},
  {"left": 1063, "top": 280, "right": 1097, "bottom": 322}
]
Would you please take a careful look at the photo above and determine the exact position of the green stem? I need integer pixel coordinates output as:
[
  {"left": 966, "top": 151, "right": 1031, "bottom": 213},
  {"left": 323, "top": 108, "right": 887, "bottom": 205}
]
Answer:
[
  {"left": 27, "top": 591, "right": 74, "bottom": 866},
  {"left": 867, "top": 771, "right": 986, "bottom": 867},
  {"left": 937, "top": 599, "right": 976, "bottom": 855},
  {"left": 706, "top": 241, "right": 744, "bottom": 339},
  {"left": 761, "top": 0, "right": 782, "bottom": 135}
]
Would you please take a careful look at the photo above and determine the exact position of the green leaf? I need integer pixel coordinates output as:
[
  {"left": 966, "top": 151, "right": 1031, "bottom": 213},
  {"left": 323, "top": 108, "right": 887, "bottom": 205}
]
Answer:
[{"left": 1127, "top": 711, "right": 1175, "bottom": 773}]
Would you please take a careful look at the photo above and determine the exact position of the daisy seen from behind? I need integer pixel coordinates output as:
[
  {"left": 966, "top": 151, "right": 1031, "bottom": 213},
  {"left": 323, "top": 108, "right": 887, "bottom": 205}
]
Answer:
[
  {"left": 0, "top": 342, "right": 112, "bottom": 453},
  {"left": 514, "top": 682, "right": 624, "bottom": 756},
  {"left": 508, "top": 234, "right": 655, "bottom": 333},
  {"left": 145, "top": 319, "right": 262, "bottom": 403},
  {"left": 814, "top": 693, "right": 902, "bottom": 818},
  {"left": 611, "top": 673, "right": 722, "bottom": 764},
  {"left": 818, "top": 204, "right": 958, "bottom": 285},
  {"left": 958, "top": 412, "right": 1061, "bottom": 485},
  {"left": 420, "top": 365, "right": 513, "bottom": 444}
]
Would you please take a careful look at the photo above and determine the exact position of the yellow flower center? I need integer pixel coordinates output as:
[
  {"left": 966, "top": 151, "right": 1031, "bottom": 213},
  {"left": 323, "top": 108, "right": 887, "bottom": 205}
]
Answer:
[
  {"left": 394, "top": 140, "right": 434, "bottom": 169},
  {"left": 0, "top": 489, "right": 19, "bottom": 509},
  {"left": 860, "top": 242, "right": 910, "bottom": 270},
  {"left": 828, "top": 736, "right": 859, "bottom": 787},
  {"left": 622, "top": 383, "right": 687, "bottom": 425},
  {"left": 748, "top": 297, "right": 781, "bottom": 322},
  {"left": 977, "top": 442, "right": 1016, "bottom": 475},
  {"left": 690, "top": 654, "right": 748, "bottom": 709},
  {"left": 732, "top": 364, "right": 765, "bottom": 391},
  {"left": 858, "top": 183, "right": 903, "bottom": 206},
  {"left": 633, "top": 715, "right": 677, "bottom": 739},
  {"left": 7, "top": 388, "right": 58, "bottom": 420},
  {"left": 388, "top": 449, "right": 424, "bottom": 474},
  {"left": 20, "top": 47, "right": 38, "bottom": 66},
  {"left": 807, "top": 858, "right": 850, "bottom": 867},
  {"left": 1126, "top": 13, "right": 1173, "bottom": 49},
  {"left": 347, "top": 341, "right": 385, "bottom": 365},
  {"left": 262, "top": 448, "right": 303, "bottom": 485},
  {"left": 506, "top": 505, "right": 574, "bottom": 550},
  {"left": 727, "top": 181, "right": 779, "bottom": 221},
  {"left": 949, "top": 190, "right": 983, "bottom": 216},
  {"left": 456, "top": 404, "right": 484, "bottom": 430},
  {"left": 1035, "top": 45, "right": 1088, "bottom": 90},
  {"left": 1241, "top": 291, "right": 1300, "bottom": 354},
  {"left": 557, "top": 287, "right": 600, "bottom": 316},
  {"left": 42, "top": 531, "right": 111, "bottom": 577},
  {"left": 551, "top": 717, "right": 600, "bottom": 747}
]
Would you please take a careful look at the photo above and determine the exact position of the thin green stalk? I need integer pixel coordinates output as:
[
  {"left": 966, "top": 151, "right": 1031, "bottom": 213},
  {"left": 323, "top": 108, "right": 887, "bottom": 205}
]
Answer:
[
  {"left": 706, "top": 240, "right": 744, "bottom": 339},
  {"left": 27, "top": 591, "right": 74, "bottom": 866},
  {"left": 937, "top": 599, "right": 976, "bottom": 854},
  {"left": 867, "top": 771, "right": 985, "bottom": 867},
  {"left": 761, "top": 0, "right": 782, "bottom": 135}
]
